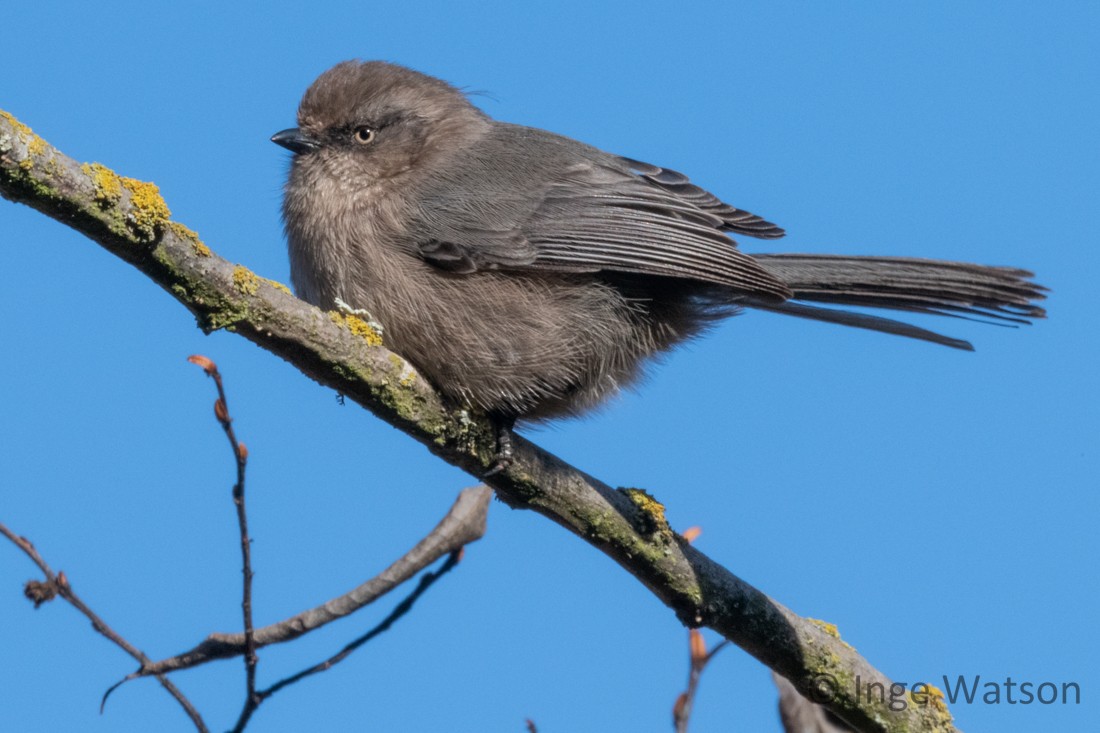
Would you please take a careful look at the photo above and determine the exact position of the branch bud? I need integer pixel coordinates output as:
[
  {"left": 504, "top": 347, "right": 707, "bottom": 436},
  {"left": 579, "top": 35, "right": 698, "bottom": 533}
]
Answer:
[{"left": 187, "top": 354, "right": 218, "bottom": 376}]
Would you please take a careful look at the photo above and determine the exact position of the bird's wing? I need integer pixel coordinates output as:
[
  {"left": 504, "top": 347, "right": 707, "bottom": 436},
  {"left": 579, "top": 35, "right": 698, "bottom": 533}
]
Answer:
[
  {"left": 616, "top": 157, "right": 786, "bottom": 240},
  {"left": 411, "top": 128, "right": 792, "bottom": 302}
]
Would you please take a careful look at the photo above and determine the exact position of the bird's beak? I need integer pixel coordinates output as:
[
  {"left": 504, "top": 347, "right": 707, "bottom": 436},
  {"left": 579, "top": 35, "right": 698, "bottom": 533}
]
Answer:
[{"left": 271, "top": 128, "right": 320, "bottom": 154}]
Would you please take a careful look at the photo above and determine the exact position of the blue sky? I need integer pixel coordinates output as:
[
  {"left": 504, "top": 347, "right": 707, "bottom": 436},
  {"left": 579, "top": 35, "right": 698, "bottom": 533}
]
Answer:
[{"left": 2, "top": 2, "right": 1096, "bottom": 732}]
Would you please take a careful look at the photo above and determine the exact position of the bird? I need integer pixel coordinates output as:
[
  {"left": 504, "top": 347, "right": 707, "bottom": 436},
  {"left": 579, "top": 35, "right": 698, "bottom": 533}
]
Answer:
[{"left": 272, "top": 60, "right": 1045, "bottom": 462}]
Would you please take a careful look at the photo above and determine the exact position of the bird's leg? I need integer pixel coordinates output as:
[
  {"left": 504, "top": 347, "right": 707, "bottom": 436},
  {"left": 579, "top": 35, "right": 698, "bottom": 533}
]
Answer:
[{"left": 483, "top": 414, "right": 517, "bottom": 477}]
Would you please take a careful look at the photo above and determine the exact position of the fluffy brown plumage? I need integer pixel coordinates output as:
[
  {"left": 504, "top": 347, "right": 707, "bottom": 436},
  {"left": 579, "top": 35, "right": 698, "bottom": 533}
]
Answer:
[{"left": 275, "top": 61, "right": 1046, "bottom": 423}]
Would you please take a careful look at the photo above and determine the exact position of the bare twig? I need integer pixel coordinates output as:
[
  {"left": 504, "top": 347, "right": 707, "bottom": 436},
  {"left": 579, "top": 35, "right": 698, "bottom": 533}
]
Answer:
[
  {"left": 0, "top": 110, "right": 959, "bottom": 733},
  {"left": 272, "top": 552, "right": 459, "bottom": 686},
  {"left": 0, "top": 523, "right": 209, "bottom": 732},
  {"left": 2, "top": 364, "right": 489, "bottom": 733},
  {"left": 133, "top": 485, "right": 491, "bottom": 677},
  {"left": 227, "top": 549, "right": 465, "bottom": 732},
  {"left": 673, "top": 630, "right": 730, "bottom": 732},
  {"left": 187, "top": 355, "right": 260, "bottom": 721}
]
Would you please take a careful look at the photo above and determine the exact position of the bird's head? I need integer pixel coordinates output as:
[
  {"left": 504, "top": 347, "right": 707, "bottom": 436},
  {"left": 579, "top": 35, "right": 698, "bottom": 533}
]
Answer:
[{"left": 272, "top": 60, "right": 488, "bottom": 188}]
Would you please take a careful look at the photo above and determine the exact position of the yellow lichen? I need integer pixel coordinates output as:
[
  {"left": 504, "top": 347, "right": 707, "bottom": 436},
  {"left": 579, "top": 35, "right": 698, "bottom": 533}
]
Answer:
[
  {"left": 263, "top": 278, "right": 291, "bottom": 294},
  {"left": 0, "top": 111, "right": 43, "bottom": 172},
  {"left": 232, "top": 265, "right": 260, "bottom": 296},
  {"left": 808, "top": 618, "right": 841, "bottom": 639},
  {"left": 807, "top": 619, "right": 855, "bottom": 650},
  {"left": 623, "top": 488, "right": 668, "bottom": 528},
  {"left": 330, "top": 311, "right": 383, "bottom": 346},
  {"left": 167, "top": 221, "right": 211, "bottom": 256},
  {"left": 119, "top": 176, "right": 171, "bottom": 239},
  {"left": 19, "top": 135, "right": 48, "bottom": 170},
  {"left": 81, "top": 162, "right": 123, "bottom": 206},
  {"left": 27, "top": 136, "right": 47, "bottom": 157},
  {"left": 923, "top": 683, "right": 951, "bottom": 715},
  {"left": 382, "top": 352, "right": 417, "bottom": 385},
  {"left": 0, "top": 109, "right": 33, "bottom": 140}
]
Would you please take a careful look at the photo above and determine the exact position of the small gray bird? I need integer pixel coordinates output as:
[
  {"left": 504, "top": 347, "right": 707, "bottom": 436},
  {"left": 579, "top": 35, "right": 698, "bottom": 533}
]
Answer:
[{"left": 273, "top": 61, "right": 1045, "bottom": 449}]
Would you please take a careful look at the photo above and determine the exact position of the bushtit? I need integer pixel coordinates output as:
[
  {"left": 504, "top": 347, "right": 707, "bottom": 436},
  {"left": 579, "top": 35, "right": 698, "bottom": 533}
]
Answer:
[{"left": 273, "top": 61, "right": 1045, "bottom": 451}]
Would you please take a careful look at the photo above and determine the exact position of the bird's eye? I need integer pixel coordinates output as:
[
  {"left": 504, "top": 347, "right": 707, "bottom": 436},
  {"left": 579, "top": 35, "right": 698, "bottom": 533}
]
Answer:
[{"left": 353, "top": 126, "right": 376, "bottom": 144}]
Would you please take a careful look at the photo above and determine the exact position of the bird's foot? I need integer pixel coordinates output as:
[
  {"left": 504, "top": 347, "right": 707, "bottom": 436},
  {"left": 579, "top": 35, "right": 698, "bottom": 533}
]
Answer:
[{"left": 483, "top": 418, "right": 516, "bottom": 477}]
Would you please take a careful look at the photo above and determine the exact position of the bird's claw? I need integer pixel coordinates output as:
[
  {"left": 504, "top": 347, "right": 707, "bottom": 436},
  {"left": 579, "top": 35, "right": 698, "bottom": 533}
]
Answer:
[{"left": 483, "top": 420, "right": 515, "bottom": 477}]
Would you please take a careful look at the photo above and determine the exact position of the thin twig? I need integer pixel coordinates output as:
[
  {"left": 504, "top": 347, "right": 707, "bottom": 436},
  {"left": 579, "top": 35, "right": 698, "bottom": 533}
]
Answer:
[
  {"left": 673, "top": 630, "right": 730, "bottom": 733},
  {"left": 0, "top": 523, "right": 209, "bottom": 732},
  {"left": 129, "top": 486, "right": 491, "bottom": 678},
  {"left": 229, "top": 549, "right": 464, "bottom": 732},
  {"left": 188, "top": 355, "right": 260, "bottom": 722}
]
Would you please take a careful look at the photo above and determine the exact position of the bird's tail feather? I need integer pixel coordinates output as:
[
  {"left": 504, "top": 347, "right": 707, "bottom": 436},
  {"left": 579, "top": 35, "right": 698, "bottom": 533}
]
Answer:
[{"left": 748, "top": 254, "right": 1047, "bottom": 350}]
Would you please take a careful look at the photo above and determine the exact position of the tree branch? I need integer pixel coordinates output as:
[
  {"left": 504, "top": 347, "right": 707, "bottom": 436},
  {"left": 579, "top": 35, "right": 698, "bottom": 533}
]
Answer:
[
  {"left": 0, "top": 522, "right": 209, "bottom": 732},
  {"left": 229, "top": 549, "right": 467, "bottom": 733},
  {"left": 186, "top": 355, "right": 260, "bottom": 722},
  {"left": 0, "top": 110, "right": 958, "bottom": 733},
  {"left": 131, "top": 485, "right": 491, "bottom": 676},
  {"left": 257, "top": 549, "right": 464, "bottom": 698}
]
